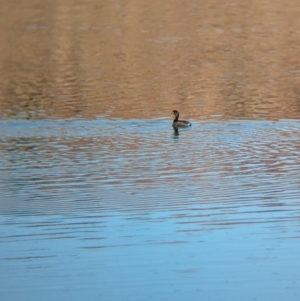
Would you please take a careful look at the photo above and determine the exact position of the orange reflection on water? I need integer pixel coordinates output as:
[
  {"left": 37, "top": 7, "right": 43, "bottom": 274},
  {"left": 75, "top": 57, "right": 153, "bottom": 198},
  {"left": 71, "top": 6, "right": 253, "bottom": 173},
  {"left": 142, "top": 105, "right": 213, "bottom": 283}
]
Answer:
[{"left": 0, "top": 0, "right": 300, "bottom": 120}]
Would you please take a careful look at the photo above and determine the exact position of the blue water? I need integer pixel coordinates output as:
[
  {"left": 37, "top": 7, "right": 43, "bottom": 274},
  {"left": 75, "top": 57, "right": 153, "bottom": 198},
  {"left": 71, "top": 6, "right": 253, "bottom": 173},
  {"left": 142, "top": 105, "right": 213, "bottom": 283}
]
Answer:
[{"left": 1, "top": 119, "right": 300, "bottom": 300}]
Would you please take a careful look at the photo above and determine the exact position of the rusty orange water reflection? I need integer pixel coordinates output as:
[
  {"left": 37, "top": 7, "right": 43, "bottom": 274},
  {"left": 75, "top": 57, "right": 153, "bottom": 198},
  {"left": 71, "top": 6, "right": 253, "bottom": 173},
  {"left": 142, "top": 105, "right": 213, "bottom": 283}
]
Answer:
[{"left": 0, "top": 0, "right": 300, "bottom": 120}]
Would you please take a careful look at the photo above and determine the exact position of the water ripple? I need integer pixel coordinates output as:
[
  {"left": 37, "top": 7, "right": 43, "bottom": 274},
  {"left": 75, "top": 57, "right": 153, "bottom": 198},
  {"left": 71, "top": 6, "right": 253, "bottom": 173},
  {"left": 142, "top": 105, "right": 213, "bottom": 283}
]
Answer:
[{"left": 0, "top": 119, "right": 299, "bottom": 226}]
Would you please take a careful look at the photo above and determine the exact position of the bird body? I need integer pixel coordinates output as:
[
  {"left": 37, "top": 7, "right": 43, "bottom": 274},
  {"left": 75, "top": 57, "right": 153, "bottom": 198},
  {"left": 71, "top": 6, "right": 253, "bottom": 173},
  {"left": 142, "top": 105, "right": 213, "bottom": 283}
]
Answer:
[{"left": 172, "top": 110, "right": 191, "bottom": 127}]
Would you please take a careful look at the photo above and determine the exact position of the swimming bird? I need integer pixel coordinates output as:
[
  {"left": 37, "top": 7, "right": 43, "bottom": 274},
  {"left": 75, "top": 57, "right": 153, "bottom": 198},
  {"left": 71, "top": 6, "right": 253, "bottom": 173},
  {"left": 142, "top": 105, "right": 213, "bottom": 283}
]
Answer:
[{"left": 172, "top": 110, "right": 192, "bottom": 127}]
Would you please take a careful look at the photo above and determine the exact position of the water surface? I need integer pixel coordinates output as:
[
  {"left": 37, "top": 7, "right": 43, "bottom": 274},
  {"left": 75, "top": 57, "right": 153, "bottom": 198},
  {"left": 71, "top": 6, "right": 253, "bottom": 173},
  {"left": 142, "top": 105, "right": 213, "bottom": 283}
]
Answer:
[
  {"left": 1, "top": 0, "right": 300, "bottom": 300},
  {"left": 1, "top": 0, "right": 300, "bottom": 120},
  {"left": 1, "top": 119, "right": 300, "bottom": 300}
]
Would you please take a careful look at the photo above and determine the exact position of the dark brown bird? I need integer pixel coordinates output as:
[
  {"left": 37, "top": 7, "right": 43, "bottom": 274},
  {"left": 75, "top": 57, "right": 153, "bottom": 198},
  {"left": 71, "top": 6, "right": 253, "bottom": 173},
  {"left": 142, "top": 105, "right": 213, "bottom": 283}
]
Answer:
[{"left": 172, "top": 110, "right": 192, "bottom": 127}]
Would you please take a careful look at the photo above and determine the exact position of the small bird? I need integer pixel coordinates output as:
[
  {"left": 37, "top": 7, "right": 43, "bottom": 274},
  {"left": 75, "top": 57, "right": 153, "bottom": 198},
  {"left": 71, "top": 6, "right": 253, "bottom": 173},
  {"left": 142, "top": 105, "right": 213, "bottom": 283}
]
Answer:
[{"left": 172, "top": 110, "right": 192, "bottom": 127}]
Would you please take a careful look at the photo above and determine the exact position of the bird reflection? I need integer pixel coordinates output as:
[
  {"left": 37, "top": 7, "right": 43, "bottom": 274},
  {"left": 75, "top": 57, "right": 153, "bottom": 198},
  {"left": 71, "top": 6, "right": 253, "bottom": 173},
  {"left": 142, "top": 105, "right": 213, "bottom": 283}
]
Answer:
[{"left": 173, "top": 126, "right": 179, "bottom": 137}]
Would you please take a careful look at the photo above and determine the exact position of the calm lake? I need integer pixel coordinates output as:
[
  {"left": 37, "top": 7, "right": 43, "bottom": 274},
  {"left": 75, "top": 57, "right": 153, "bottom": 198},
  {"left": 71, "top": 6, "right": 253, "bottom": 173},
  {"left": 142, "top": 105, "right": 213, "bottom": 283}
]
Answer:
[{"left": 1, "top": 0, "right": 300, "bottom": 300}]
